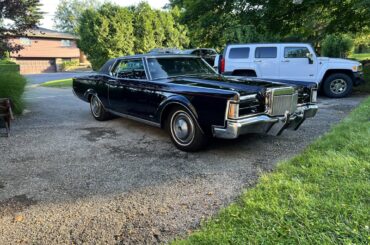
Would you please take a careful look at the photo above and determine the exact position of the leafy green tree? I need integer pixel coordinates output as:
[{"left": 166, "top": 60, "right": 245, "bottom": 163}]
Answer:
[
  {"left": 0, "top": 0, "right": 42, "bottom": 56},
  {"left": 78, "top": 3, "right": 135, "bottom": 70},
  {"left": 133, "top": 2, "right": 157, "bottom": 54},
  {"left": 321, "top": 34, "right": 354, "bottom": 58},
  {"left": 54, "top": 0, "right": 100, "bottom": 34}
]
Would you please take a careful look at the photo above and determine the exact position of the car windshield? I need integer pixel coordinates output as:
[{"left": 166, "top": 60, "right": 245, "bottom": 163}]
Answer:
[{"left": 147, "top": 57, "right": 216, "bottom": 80}]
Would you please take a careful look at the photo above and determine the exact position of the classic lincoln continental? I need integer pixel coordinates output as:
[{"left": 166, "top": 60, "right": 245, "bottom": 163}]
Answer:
[{"left": 73, "top": 54, "right": 318, "bottom": 151}]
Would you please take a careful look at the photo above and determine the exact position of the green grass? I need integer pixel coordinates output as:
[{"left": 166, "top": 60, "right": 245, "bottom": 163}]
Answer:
[
  {"left": 349, "top": 53, "right": 370, "bottom": 61},
  {"left": 0, "top": 71, "right": 27, "bottom": 114},
  {"left": 40, "top": 78, "right": 73, "bottom": 88},
  {"left": 175, "top": 97, "right": 370, "bottom": 244}
]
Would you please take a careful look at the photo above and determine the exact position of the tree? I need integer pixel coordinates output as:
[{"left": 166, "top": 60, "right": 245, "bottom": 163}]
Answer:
[
  {"left": 170, "top": 0, "right": 370, "bottom": 49},
  {"left": 54, "top": 0, "right": 100, "bottom": 34},
  {"left": 78, "top": 3, "right": 135, "bottom": 70},
  {"left": 0, "top": 0, "right": 42, "bottom": 57}
]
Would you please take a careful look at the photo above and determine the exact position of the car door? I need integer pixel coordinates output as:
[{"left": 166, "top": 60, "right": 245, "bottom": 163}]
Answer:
[
  {"left": 279, "top": 46, "right": 317, "bottom": 82},
  {"left": 254, "top": 46, "right": 279, "bottom": 79},
  {"left": 108, "top": 58, "right": 162, "bottom": 121}
]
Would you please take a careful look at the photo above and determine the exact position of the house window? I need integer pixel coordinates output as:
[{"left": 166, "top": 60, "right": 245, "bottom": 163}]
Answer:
[
  {"left": 61, "top": 40, "right": 72, "bottom": 47},
  {"left": 20, "top": 38, "right": 31, "bottom": 46}
]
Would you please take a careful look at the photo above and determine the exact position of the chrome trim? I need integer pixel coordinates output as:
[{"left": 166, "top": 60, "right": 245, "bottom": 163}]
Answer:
[
  {"left": 107, "top": 109, "right": 161, "bottom": 127},
  {"left": 240, "top": 94, "right": 257, "bottom": 100},
  {"left": 213, "top": 104, "right": 318, "bottom": 139}
]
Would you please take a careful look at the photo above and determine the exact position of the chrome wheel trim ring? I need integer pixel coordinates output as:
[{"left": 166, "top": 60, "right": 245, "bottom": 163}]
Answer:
[
  {"left": 330, "top": 79, "right": 347, "bottom": 95},
  {"left": 170, "top": 111, "right": 195, "bottom": 147},
  {"left": 91, "top": 96, "right": 102, "bottom": 117}
]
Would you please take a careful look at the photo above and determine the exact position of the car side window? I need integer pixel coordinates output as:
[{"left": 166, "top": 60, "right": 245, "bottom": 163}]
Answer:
[
  {"left": 229, "top": 47, "right": 250, "bottom": 59},
  {"left": 112, "top": 59, "right": 147, "bottom": 80},
  {"left": 284, "top": 47, "right": 310, "bottom": 58},
  {"left": 255, "top": 47, "right": 277, "bottom": 58}
]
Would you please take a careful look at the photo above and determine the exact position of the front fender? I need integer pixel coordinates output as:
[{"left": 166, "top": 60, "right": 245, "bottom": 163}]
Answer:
[{"left": 156, "top": 95, "right": 199, "bottom": 124}]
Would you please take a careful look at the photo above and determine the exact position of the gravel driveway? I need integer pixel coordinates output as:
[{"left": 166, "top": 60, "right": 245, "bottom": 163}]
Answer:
[{"left": 0, "top": 83, "right": 366, "bottom": 244}]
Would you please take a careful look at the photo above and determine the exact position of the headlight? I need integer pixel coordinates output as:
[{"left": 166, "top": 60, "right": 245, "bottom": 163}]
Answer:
[
  {"left": 228, "top": 102, "right": 239, "bottom": 119},
  {"left": 311, "top": 89, "right": 318, "bottom": 103},
  {"left": 352, "top": 65, "right": 363, "bottom": 72}
]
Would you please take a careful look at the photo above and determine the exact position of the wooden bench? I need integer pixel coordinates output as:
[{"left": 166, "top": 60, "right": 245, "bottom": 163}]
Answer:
[{"left": 0, "top": 98, "right": 14, "bottom": 137}]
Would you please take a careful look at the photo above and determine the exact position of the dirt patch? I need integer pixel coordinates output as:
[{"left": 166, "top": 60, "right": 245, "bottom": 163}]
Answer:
[
  {"left": 79, "top": 127, "right": 118, "bottom": 142},
  {"left": 0, "top": 195, "right": 37, "bottom": 217}
]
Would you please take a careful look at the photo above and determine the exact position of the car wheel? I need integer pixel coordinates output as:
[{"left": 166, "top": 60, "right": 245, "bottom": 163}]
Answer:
[
  {"left": 90, "top": 94, "right": 111, "bottom": 121},
  {"left": 166, "top": 108, "right": 208, "bottom": 152},
  {"left": 323, "top": 73, "right": 353, "bottom": 98}
]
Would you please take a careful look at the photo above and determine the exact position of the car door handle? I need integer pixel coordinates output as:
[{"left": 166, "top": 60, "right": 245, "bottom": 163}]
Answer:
[
  {"left": 282, "top": 60, "right": 290, "bottom": 63},
  {"left": 254, "top": 60, "right": 262, "bottom": 63}
]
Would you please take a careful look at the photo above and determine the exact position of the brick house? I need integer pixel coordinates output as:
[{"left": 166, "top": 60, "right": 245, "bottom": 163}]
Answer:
[{"left": 10, "top": 27, "right": 87, "bottom": 74}]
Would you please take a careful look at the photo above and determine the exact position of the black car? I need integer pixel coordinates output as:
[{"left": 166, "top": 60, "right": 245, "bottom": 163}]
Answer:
[{"left": 73, "top": 54, "right": 318, "bottom": 151}]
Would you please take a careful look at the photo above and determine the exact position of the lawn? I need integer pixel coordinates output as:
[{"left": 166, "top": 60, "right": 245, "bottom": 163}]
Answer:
[
  {"left": 349, "top": 53, "right": 370, "bottom": 61},
  {"left": 175, "top": 97, "right": 370, "bottom": 244},
  {"left": 40, "top": 78, "right": 73, "bottom": 88}
]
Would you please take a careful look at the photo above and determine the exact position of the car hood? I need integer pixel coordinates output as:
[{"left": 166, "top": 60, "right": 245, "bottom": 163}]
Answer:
[
  {"left": 318, "top": 57, "right": 360, "bottom": 66},
  {"left": 167, "top": 75, "right": 312, "bottom": 96}
]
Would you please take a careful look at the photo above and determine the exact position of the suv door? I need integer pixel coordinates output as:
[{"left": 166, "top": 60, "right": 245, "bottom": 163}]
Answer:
[
  {"left": 254, "top": 46, "right": 279, "bottom": 79},
  {"left": 280, "top": 46, "right": 317, "bottom": 82}
]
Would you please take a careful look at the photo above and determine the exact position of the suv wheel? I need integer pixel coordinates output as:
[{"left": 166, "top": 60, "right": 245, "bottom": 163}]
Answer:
[
  {"left": 323, "top": 73, "right": 353, "bottom": 98},
  {"left": 90, "top": 95, "right": 111, "bottom": 121},
  {"left": 166, "top": 108, "right": 208, "bottom": 152}
]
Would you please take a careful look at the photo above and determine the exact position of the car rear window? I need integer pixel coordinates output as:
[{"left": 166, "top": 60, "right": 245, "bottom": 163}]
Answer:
[
  {"left": 229, "top": 47, "right": 250, "bottom": 59},
  {"left": 255, "top": 47, "right": 277, "bottom": 58}
]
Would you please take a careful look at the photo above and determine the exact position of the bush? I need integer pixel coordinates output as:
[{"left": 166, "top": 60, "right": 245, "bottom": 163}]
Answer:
[
  {"left": 60, "top": 60, "right": 79, "bottom": 71},
  {"left": 0, "top": 71, "right": 27, "bottom": 115},
  {"left": 321, "top": 34, "right": 354, "bottom": 58},
  {"left": 0, "top": 59, "right": 20, "bottom": 73}
]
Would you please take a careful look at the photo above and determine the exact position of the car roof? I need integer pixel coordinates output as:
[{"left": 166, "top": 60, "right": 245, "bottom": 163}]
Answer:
[
  {"left": 117, "top": 54, "right": 198, "bottom": 59},
  {"left": 226, "top": 43, "right": 313, "bottom": 46}
]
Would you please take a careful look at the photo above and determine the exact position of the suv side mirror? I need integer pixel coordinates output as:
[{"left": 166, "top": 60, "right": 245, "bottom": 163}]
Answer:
[{"left": 306, "top": 53, "right": 314, "bottom": 64}]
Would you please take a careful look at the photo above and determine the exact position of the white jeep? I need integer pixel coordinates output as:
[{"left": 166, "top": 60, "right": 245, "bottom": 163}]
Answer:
[{"left": 216, "top": 43, "right": 364, "bottom": 98}]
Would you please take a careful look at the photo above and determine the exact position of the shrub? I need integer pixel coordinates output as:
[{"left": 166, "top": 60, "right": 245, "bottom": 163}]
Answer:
[
  {"left": 60, "top": 60, "right": 79, "bottom": 71},
  {"left": 321, "top": 34, "right": 354, "bottom": 58},
  {"left": 0, "top": 71, "right": 27, "bottom": 115},
  {"left": 0, "top": 59, "right": 20, "bottom": 73}
]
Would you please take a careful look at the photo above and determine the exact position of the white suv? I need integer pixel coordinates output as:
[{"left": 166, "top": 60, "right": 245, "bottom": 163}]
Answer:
[{"left": 217, "top": 43, "right": 364, "bottom": 98}]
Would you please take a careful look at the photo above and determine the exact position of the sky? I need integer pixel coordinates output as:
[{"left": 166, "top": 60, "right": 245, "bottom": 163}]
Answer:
[{"left": 39, "top": 0, "right": 170, "bottom": 29}]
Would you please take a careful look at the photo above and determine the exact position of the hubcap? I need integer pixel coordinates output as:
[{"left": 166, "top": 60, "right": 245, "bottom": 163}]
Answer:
[
  {"left": 91, "top": 96, "right": 101, "bottom": 117},
  {"left": 330, "top": 79, "right": 347, "bottom": 95},
  {"left": 171, "top": 112, "right": 195, "bottom": 146}
]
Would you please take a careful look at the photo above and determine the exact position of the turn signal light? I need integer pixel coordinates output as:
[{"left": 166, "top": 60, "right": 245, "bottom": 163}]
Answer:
[{"left": 228, "top": 102, "right": 239, "bottom": 119}]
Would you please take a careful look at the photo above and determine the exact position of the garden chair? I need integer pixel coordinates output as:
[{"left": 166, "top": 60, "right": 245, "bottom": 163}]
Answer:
[{"left": 0, "top": 98, "right": 14, "bottom": 137}]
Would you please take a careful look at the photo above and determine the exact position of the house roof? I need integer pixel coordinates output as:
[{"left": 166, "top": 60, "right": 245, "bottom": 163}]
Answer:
[{"left": 25, "top": 27, "right": 78, "bottom": 40}]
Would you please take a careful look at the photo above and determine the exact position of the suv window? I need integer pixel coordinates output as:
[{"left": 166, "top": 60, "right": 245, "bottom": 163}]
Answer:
[
  {"left": 284, "top": 47, "right": 309, "bottom": 58},
  {"left": 229, "top": 47, "right": 250, "bottom": 59},
  {"left": 255, "top": 47, "right": 277, "bottom": 58},
  {"left": 113, "top": 59, "right": 147, "bottom": 80}
]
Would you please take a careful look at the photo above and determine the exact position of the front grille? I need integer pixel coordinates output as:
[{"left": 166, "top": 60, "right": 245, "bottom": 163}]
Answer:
[{"left": 266, "top": 87, "right": 298, "bottom": 116}]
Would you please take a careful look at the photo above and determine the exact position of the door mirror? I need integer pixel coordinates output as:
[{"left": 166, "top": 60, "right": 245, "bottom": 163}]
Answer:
[{"left": 306, "top": 53, "right": 314, "bottom": 64}]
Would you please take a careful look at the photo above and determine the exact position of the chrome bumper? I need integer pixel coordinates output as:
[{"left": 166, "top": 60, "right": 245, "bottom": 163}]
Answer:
[{"left": 213, "top": 104, "right": 318, "bottom": 139}]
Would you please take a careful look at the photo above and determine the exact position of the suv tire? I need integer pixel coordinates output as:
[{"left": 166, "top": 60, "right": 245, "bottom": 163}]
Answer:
[{"left": 323, "top": 73, "right": 353, "bottom": 98}]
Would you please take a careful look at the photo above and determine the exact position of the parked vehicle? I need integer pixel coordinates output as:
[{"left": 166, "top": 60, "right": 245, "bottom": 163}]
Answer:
[
  {"left": 73, "top": 54, "right": 318, "bottom": 151},
  {"left": 181, "top": 48, "right": 218, "bottom": 67},
  {"left": 216, "top": 43, "right": 364, "bottom": 98}
]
